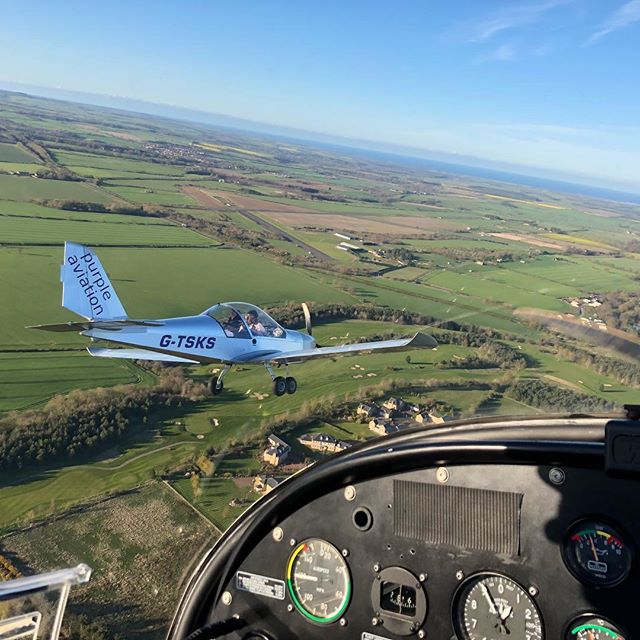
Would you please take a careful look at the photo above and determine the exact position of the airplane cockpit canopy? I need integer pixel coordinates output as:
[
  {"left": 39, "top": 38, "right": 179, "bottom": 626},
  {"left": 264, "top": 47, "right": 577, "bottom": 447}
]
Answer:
[{"left": 204, "top": 302, "right": 286, "bottom": 339}]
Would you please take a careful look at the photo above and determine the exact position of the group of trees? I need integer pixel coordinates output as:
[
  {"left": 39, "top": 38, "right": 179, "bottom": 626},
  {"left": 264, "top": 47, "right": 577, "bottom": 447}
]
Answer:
[
  {"left": 599, "top": 290, "right": 640, "bottom": 334},
  {"left": 41, "top": 199, "right": 149, "bottom": 216},
  {"left": 438, "top": 341, "right": 528, "bottom": 371},
  {"left": 0, "top": 369, "right": 207, "bottom": 470},
  {"left": 507, "top": 379, "right": 615, "bottom": 413}
]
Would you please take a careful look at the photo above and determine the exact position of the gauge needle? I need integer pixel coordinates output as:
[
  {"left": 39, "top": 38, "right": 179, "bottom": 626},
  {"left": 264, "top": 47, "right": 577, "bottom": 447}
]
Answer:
[
  {"left": 480, "top": 583, "right": 498, "bottom": 615},
  {"left": 589, "top": 535, "right": 599, "bottom": 562},
  {"left": 500, "top": 605, "right": 512, "bottom": 621}
]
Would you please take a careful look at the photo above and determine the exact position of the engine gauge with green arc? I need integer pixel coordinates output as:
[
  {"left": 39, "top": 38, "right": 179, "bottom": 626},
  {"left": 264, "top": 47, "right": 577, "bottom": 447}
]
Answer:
[
  {"left": 562, "top": 519, "right": 633, "bottom": 588},
  {"left": 286, "top": 538, "right": 351, "bottom": 624},
  {"left": 565, "top": 614, "right": 626, "bottom": 639}
]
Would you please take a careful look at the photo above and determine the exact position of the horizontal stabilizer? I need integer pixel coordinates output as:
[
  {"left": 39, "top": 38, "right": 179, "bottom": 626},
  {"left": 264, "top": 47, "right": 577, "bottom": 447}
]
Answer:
[
  {"left": 28, "top": 320, "right": 163, "bottom": 333},
  {"left": 87, "top": 346, "right": 199, "bottom": 364},
  {"left": 256, "top": 331, "right": 438, "bottom": 363}
]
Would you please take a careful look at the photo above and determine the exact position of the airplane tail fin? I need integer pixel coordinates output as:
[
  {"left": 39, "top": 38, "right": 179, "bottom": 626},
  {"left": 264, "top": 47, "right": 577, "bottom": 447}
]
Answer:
[{"left": 60, "top": 241, "right": 127, "bottom": 320}]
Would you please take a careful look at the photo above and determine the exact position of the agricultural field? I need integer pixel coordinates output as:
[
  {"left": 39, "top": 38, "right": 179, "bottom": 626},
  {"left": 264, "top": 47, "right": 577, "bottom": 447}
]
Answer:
[
  {"left": 0, "top": 483, "right": 215, "bottom": 639},
  {"left": 0, "top": 352, "right": 147, "bottom": 412},
  {"left": 0, "top": 142, "right": 40, "bottom": 163},
  {"left": 0, "top": 175, "right": 116, "bottom": 203}
]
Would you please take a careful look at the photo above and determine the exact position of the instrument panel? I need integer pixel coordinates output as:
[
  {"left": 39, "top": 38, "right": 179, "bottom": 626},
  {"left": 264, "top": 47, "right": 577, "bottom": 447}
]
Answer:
[{"left": 207, "top": 461, "right": 638, "bottom": 639}]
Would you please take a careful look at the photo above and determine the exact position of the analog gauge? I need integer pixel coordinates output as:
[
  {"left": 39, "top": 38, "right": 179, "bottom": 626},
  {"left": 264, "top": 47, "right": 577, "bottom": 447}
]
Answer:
[
  {"left": 562, "top": 519, "right": 633, "bottom": 588},
  {"left": 453, "top": 573, "right": 543, "bottom": 640},
  {"left": 565, "top": 615, "right": 626, "bottom": 639},
  {"left": 286, "top": 539, "right": 351, "bottom": 624}
]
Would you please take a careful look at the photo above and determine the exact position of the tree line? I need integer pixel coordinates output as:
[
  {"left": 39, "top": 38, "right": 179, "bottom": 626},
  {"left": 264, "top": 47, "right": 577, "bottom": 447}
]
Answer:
[
  {"left": 507, "top": 379, "right": 615, "bottom": 413},
  {"left": 0, "top": 369, "right": 206, "bottom": 471}
]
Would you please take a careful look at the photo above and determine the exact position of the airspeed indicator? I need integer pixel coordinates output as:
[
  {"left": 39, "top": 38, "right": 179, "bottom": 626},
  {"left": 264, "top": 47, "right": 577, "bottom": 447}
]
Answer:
[{"left": 286, "top": 538, "right": 351, "bottom": 624}]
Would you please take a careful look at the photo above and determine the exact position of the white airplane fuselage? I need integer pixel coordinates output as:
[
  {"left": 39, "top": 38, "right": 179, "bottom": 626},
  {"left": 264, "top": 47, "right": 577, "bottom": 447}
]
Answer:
[{"left": 83, "top": 314, "right": 316, "bottom": 364}]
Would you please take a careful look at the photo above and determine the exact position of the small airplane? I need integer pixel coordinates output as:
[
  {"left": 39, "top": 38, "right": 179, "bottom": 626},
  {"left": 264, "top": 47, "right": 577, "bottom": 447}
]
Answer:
[{"left": 29, "top": 242, "right": 437, "bottom": 396}]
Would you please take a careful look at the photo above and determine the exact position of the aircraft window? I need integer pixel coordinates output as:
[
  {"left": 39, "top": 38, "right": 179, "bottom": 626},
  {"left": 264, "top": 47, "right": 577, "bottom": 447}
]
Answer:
[{"left": 206, "top": 304, "right": 251, "bottom": 339}]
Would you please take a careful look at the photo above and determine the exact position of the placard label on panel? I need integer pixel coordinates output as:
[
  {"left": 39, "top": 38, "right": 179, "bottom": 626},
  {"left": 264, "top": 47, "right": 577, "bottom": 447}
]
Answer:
[
  {"left": 362, "top": 633, "right": 393, "bottom": 640},
  {"left": 236, "top": 570, "right": 285, "bottom": 600}
]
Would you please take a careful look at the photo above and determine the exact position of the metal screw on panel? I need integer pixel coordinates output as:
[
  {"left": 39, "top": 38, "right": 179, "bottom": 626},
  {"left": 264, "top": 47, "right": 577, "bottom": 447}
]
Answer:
[
  {"left": 339, "top": 618, "right": 347, "bottom": 627},
  {"left": 221, "top": 591, "right": 232, "bottom": 606},
  {"left": 371, "top": 617, "right": 380, "bottom": 626},
  {"left": 272, "top": 527, "right": 284, "bottom": 542},
  {"left": 289, "top": 538, "right": 296, "bottom": 546},
  {"left": 287, "top": 604, "right": 294, "bottom": 612},
  {"left": 342, "top": 548, "right": 349, "bottom": 557},
  {"left": 528, "top": 585, "right": 538, "bottom": 597},
  {"left": 455, "top": 570, "right": 464, "bottom": 581},
  {"left": 436, "top": 467, "right": 449, "bottom": 483},
  {"left": 549, "top": 467, "right": 565, "bottom": 485},
  {"left": 418, "top": 630, "right": 426, "bottom": 639},
  {"left": 419, "top": 573, "right": 427, "bottom": 582},
  {"left": 344, "top": 485, "right": 357, "bottom": 501},
  {"left": 373, "top": 563, "right": 381, "bottom": 573}
]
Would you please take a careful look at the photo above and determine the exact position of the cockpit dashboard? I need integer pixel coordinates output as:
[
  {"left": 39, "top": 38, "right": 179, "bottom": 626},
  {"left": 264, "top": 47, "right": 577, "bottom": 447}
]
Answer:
[{"left": 170, "top": 416, "right": 640, "bottom": 640}]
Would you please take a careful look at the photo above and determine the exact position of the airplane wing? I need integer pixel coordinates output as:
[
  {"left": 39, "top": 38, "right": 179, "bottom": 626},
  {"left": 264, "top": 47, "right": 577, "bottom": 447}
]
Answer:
[
  {"left": 28, "top": 320, "right": 163, "bottom": 332},
  {"left": 87, "top": 346, "right": 200, "bottom": 364},
  {"left": 259, "top": 332, "right": 437, "bottom": 363}
]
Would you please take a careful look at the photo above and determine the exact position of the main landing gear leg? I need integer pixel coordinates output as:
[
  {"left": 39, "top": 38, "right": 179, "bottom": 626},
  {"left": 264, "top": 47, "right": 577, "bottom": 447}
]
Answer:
[
  {"left": 265, "top": 363, "right": 297, "bottom": 397},
  {"left": 208, "top": 364, "right": 230, "bottom": 396}
]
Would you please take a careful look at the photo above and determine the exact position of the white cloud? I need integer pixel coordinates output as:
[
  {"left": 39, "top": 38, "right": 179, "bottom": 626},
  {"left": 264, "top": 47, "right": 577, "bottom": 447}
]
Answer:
[
  {"left": 465, "top": 0, "right": 572, "bottom": 42},
  {"left": 480, "top": 43, "right": 517, "bottom": 62},
  {"left": 586, "top": 0, "right": 640, "bottom": 44}
]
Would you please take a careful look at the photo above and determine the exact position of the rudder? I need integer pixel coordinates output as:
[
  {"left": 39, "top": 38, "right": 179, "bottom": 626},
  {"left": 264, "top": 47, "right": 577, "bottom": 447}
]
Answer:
[{"left": 60, "top": 241, "right": 127, "bottom": 320}]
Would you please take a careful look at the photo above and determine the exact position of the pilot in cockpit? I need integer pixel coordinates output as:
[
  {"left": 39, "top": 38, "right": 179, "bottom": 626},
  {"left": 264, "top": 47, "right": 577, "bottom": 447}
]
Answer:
[
  {"left": 245, "top": 309, "right": 267, "bottom": 336},
  {"left": 224, "top": 311, "right": 246, "bottom": 337}
]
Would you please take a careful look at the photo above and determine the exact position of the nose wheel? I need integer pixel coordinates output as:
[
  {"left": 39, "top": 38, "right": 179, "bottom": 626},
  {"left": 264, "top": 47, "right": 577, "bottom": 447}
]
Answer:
[{"left": 208, "top": 365, "right": 230, "bottom": 396}]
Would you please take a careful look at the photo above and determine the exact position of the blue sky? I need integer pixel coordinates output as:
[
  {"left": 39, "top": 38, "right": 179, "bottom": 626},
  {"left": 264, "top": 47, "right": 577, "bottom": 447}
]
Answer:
[{"left": 1, "top": 1, "right": 639, "bottom": 190}]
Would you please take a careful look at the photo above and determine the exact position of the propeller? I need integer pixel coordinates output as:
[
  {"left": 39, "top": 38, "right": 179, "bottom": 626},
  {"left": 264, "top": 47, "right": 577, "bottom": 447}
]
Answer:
[{"left": 302, "top": 302, "right": 312, "bottom": 336}]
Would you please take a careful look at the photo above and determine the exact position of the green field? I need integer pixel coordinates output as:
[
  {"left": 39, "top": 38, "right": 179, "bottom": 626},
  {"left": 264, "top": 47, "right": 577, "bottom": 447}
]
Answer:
[
  {"left": 0, "top": 174, "right": 116, "bottom": 203},
  {"left": 0, "top": 351, "right": 149, "bottom": 412},
  {"left": 0, "top": 483, "right": 214, "bottom": 639},
  {"left": 0, "top": 143, "right": 40, "bottom": 163},
  {"left": 51, "top": 149, "right": 186, "bottom": 177},
  {"left": 0, "top": 214, "right": 216, "bottom": 246}
]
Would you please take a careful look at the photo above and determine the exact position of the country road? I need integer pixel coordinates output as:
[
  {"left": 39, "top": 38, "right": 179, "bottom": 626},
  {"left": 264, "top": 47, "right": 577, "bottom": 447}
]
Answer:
[{"left": 184, "top": 186, "right": 334, "bottom": 261}]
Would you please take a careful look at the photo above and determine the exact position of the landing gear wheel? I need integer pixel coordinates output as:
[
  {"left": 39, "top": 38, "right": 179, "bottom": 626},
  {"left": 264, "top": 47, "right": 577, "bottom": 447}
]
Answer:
[
  {"left": 208, "top": 377, "right": 224, "bottom": 395},
  {"left": 285, "top": 377, "right": 297, "bottom": 394},
  {"left": 273, "top": 376, "right": 287, "bottom": 397}
]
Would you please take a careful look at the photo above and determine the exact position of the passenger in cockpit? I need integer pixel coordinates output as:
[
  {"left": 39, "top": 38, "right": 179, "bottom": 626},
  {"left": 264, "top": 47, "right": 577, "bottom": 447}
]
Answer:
[{"left": 246, "top": 309, "right": 267, "bottom": 336}]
